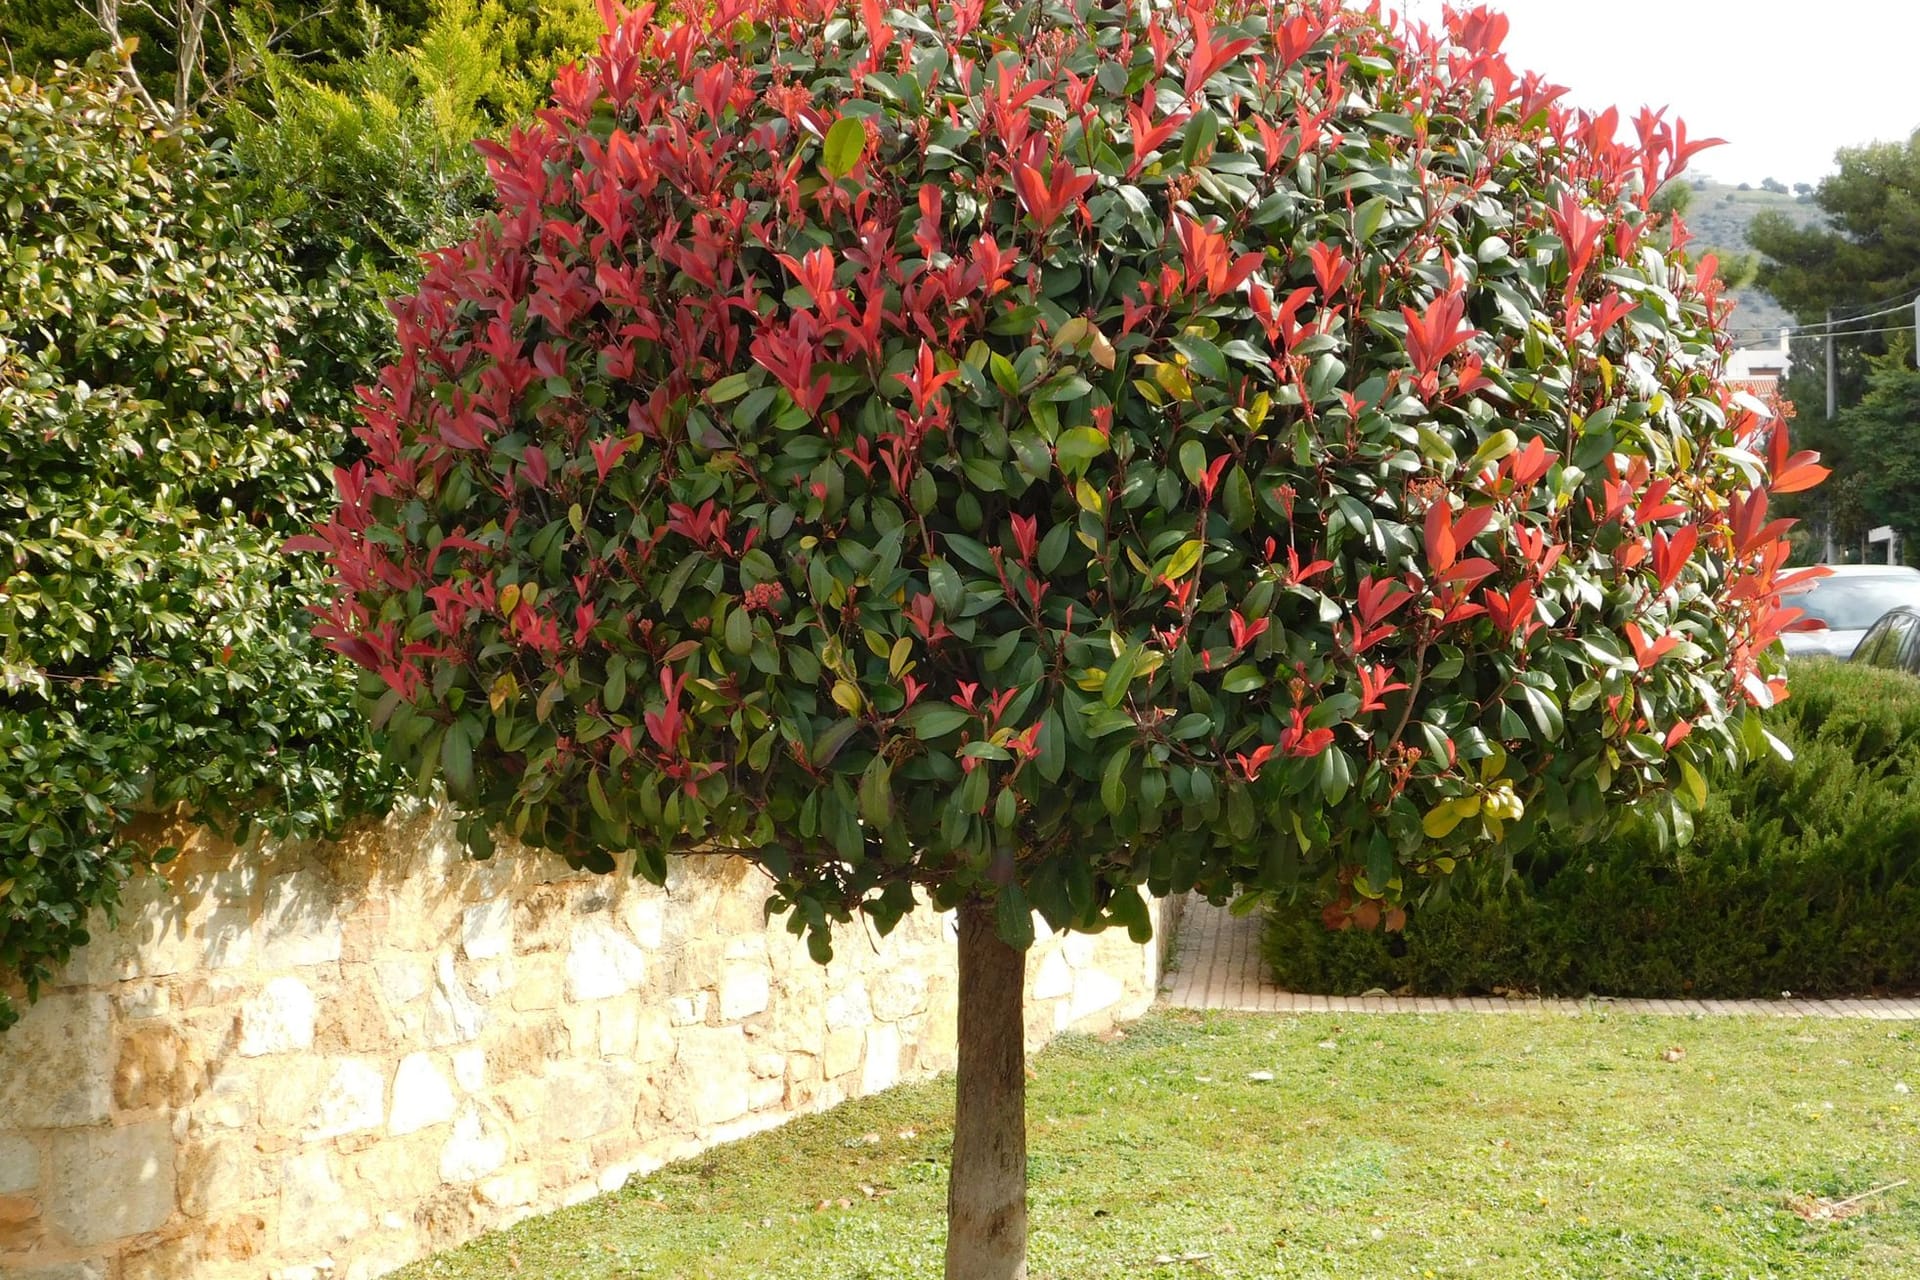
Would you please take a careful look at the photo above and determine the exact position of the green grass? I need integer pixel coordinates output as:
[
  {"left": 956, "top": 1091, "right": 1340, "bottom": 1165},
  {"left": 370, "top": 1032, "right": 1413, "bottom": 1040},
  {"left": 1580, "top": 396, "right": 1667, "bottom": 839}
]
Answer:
[{"left": 395, "top": 1010, "right": 1920, "bottom": 1279}]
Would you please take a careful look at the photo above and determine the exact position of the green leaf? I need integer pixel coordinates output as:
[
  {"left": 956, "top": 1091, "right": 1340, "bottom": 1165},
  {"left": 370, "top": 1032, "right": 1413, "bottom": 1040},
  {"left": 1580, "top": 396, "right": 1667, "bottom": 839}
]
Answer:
[
  {"left": 1103, "top": 643, "right": 1141, "bottom": 707},
  {"left": 904, "top": 703, "right": 972, "bottom": 738},
  {"left": 822, "top": 116, "right": 867, "bottom": 177},
  {"left": 1055, "top": 426, "right": 1110, "bottom": 475},
  {"left": 995, "top": 884, "right": 1036, "bottom": 950},
  {"left": 1101, "top": 745, "right": 1131, "bottom": 814},
  {"left": 441, "top": 722, "right": 475, "bottom": 802},
  {"left": 1178, "top": 439, "right": 1208, "bottom": 487},
  {"left": 725, "top": 607, "right": 753, "bottom": 656},
  {"left": 1221, "top": 665, "right": 1265, "bottom": 694},
  {"left": 859, "top": 757, "right": 894, "bottom": 827},
  {"left": 707, "top": 371, "right": 754, "bottom": 403},
  {"left": 1163, "top": 539, "right": 1204, "bottom": 581},
  {"left": 928, "top": 557, "right": 964, "bottom": 613}
]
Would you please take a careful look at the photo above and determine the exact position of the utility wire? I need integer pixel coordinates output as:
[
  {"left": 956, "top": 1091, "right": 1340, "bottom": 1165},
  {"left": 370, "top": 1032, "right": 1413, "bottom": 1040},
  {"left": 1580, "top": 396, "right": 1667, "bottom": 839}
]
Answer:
[{"left": 1726, "top": 291, "right": 1920, "bottom": 341}]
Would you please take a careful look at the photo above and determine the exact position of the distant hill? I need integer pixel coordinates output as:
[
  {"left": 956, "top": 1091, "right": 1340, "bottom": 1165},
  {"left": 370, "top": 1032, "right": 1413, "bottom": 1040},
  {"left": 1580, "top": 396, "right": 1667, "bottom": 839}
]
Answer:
[{"left": 1679, "top": 179, "right": 1828, "bottom": 346}]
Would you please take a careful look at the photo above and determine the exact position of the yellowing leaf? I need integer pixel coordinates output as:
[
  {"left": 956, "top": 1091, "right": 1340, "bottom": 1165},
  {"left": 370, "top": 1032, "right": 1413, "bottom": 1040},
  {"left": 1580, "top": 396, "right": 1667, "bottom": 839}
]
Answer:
[
  {"left": 488, "top": 672, "right": 519, "bottom": 714},
  {"left": 1154, "top": 361, "right": 1194, "bottom": 402},
  {"left": 1089, "top": 329, "right": 1117, "bottom": 370},
  {"left": 1421, "top": 795, "right": 1481, "bottom": 839},
  {"left": 1162, "top": 539, "right": 1204, "bottom": 581},
  {"left": 831, "top": 681, "right": 864, "bottom": 715}
]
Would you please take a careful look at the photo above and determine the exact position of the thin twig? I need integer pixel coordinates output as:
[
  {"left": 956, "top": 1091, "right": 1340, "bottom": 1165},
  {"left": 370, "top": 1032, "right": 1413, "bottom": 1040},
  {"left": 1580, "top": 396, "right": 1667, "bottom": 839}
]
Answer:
[{"left": 1827, "top": 1179, "right": 1909, "bottom": 1210}]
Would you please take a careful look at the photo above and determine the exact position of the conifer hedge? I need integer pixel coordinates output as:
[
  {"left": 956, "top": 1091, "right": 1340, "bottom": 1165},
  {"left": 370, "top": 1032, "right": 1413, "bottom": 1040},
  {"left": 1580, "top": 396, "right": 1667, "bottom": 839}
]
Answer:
[{"left": 1265, "top": 659, "right": 1920, "bottom": 997}]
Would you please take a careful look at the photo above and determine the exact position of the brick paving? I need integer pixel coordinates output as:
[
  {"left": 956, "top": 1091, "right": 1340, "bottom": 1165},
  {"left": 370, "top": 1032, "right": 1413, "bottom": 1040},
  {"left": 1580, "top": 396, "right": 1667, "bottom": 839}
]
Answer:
[{"left": 1160, "top": 895, "right": 1920, "bottom": 1019}]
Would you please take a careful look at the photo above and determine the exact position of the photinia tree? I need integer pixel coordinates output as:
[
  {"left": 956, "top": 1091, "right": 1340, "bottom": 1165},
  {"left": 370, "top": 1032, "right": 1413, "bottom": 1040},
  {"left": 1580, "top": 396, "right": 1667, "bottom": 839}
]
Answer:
[{"left": 294, "top": 0, "right": 1825, "bottom": 1273}]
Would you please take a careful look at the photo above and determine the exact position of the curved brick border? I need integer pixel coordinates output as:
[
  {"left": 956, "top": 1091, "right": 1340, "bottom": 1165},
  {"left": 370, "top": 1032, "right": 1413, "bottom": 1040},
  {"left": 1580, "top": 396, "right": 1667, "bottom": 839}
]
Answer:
[{"left": 1161, "top": 896, "right": 1920, "bottom": 1020}]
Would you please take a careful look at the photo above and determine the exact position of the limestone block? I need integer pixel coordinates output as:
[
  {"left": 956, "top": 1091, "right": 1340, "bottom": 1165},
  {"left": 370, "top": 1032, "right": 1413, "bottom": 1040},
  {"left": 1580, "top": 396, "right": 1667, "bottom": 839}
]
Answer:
[
  {"left": 476, "top": 1168, "right": 536, "bottom": 1209},
  {"left": 861, "top": 1025, "right": 902, "bottom": 1095},
  {"left": 0, "top": 993, "right": 111, "bottom": 1128},
  {"left": 257, "top": 1059, "right": 331, "bottom": 1135},
  {"left": 747, "top": 1076, "right": 785, "bottom": 1112},
  {"left": 114, "top": 982, "right": 170, "bottom": 1021},
  {"left": 565, "top": 920, "right": 646, "bottom": 1002},
  {"left": 119, "top": 1232, "right": 201, "bottom": 1279},
  {"left": 114, "top": 1023, "right": 205, "bottom": 1110},
  {"left": 748, "top": 1051, "right": 787, "bottom": 1080},
  {"left": 631, "top": 1008, "right": 675, "bottom": 1064},
  {"left": 0, "top": 1191, "right": 44, "bottom": 1251},
  {"left": 45, "top": 1120, "right": 175, "bottom": 1245},
  {"left": 469, "top": 959, "right": 516, "bottom": 1000},
  {"left": 1068, "top": 967, "right": 1126, "bottom": 1025},
  {"left": 187, "top": 1066, "right": 255, "bottom": 1136},
  {"left": 869, "top": 967, "right": 928, "bottom": 1021},
  {"left": 1061, "top": 931, "right": 1099, "bottom": 967},
  {"left": 306, "top": 1059, "right": 386, "bottom": 1140},
  {"left": 673, "top": 1025, "right": 751, "bottom": 1127},
  {"left": 239, "top": 977, "right": 317, "bottom": 1056},
  {"left": 668, "top": 991, "right": 709, "bottom": 1026},
  {"left": 824, "top": 1027, "right": 864, "bottom": 1080},
  {"left": 621, "top": 892, "right": 665, "bottom": 950},
  {"left": 426, "top": 952, "right": 487, "bottom": 1047},
  {"left": 439, "top": 1103, "right": 510, "bottom": 1183},
  {"left": 279, "top": 1149, "right": 368, "bottom": 1252},
  {"left": 717, "top": 963, "right": 771, "bottom": 1020},
  {"left": 540, "top": 1060, "right": 636, "bottom": 1142},
  {"left": 352, "top": 1134, "right": 440, "bottom": 1205},
  {"left": 596, "top": 998, "right": 641, "bottom": 1057},
  {"left": 824, "top": 986, "right": 872, "bottom": 1031},
  {"left": 508, "top": 955, "right": 563, "bottom": 1012},
  {"left": 255, "top": 869, "right": 345, "bottom": 969},
  {"left": 389, "top": 1053, "right": 457, "bottom": 1136},
  {"left": 178, "top": 1135, "right": 262, "bottom": 1218},
  {"left": 372, "top": 958, "right": 430, "bottom": 1008},
  {"left": 559, "top": 1004, "right": 598, "bottom": 1058},
  {"left": 1030, "top": 949, "right": 1073, "bottom": 1001},
  {"left": 202, "top": 904, "right": 255, "bottom": 970},
  {"left": 316, "top": 981, "right": 399, "bottom": 1055},
  {"left": 460, "top": 900, "right": 512, "bottom": 961},
  {"left": 9, "top": 1261, "right": 106, "bottom": 1280},
  {"left": 124, "top": 879, "right": 198, "bottom": 980},
  {"left": 202, "top": 1211, "right": 269, "bottom": 1264},
  {"left": 0, "top": 1134, "right": 36, "bottom": 1193},
  {"left": 451, "top": 1047, "right": 486, "bottom": 1094},
  {"left": 511, "top": 888, "right": 573, "bottom": 954}
]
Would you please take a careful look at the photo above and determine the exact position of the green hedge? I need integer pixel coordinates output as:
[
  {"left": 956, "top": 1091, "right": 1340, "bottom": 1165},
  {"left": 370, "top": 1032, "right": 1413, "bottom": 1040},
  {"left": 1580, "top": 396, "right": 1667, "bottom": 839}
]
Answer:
[{"left": 1264, "top": 659, "right": 1920, "bottom": 997}]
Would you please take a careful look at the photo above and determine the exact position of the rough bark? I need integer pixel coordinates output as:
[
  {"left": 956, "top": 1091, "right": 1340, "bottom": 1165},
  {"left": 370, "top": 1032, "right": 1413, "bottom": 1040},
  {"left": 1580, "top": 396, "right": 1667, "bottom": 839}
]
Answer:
[{"left": 944, "top": 894, "right": 1028, "bottom": 1280}]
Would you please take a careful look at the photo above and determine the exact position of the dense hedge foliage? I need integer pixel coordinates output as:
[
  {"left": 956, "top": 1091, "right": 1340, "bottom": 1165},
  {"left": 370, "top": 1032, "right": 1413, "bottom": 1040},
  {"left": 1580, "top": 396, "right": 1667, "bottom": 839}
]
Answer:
[
  {"left": 302, "top": 0, "right": 1812, "bottom": 964},
  {"left": 0, "top": 59, "right": 396, "bottom": 1027},
  {"left": 1265, "top": 658, "right": 1920, "bottom": 997},
  {"left": 227, "top": 0, "right": 600, "bottom": 437}
]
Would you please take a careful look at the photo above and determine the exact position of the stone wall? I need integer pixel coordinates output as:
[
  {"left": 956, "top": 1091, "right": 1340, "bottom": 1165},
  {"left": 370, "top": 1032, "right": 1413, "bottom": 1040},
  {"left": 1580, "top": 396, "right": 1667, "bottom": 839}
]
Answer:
[{"left": 0, "top": 805, "right": 1174, "bottom": 1279}]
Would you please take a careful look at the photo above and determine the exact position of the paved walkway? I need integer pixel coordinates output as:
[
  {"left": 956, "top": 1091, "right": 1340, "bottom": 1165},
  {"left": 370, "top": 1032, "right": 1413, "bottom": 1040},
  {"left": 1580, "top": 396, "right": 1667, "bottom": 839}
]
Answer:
[{"left": 1161, "top": 895, "right": 1920, "bottom": 1019}]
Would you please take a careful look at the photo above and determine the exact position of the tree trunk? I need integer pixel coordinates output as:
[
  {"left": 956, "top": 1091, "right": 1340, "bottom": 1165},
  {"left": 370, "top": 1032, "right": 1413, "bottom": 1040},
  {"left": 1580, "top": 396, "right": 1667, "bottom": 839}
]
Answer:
[{"left": 945, "top": 895, "right": 1028, "bottom": 1280}]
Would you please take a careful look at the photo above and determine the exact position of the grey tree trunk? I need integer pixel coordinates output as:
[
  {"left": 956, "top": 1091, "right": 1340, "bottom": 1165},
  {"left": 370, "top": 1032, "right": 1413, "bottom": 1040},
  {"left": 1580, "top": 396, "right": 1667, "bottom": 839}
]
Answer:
[{"left": 944, "top": 895, "right": 1028, "bottom": 1280}]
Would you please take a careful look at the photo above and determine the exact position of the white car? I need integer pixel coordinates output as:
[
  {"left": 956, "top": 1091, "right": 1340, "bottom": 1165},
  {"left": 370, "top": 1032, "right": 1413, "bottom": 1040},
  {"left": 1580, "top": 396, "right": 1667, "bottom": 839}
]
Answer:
[{"left": 1780, "top": 564, "right": 1920, "bottom": 659}]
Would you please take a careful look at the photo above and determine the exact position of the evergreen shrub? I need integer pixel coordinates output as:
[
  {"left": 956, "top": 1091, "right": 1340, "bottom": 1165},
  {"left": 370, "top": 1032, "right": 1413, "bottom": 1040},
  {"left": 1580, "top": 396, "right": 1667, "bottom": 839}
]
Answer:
[
  {"left": 0, "top": 58, "right": 396, "bottom": 1027},
  {"left": 1264, "top": 659, "right": 1920, "bottom": 997}
]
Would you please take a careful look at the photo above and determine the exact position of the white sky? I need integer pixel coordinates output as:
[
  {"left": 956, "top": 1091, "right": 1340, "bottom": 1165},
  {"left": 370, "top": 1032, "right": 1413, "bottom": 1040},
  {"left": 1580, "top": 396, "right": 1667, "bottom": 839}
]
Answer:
[{"left": 1387, "top": 0, "right": 1920, "bottom": 186}]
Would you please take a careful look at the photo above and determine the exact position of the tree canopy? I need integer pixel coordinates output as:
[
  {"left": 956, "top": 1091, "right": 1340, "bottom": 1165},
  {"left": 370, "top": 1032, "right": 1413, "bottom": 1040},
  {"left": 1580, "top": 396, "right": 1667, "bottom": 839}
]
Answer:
[
  {"left": 299, "top": 0, "right": 1816, "bottom": 965},
  {"left": 1749, "top": 131, "right": 1920, "bottom": 546}
]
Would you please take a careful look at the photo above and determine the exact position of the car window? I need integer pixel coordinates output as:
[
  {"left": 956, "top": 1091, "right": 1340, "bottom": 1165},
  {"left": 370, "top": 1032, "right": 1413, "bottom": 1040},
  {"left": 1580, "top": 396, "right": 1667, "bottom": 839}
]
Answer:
[
  {"left": 1898, "top": 616, "right": 1920, "bottom": 672},
  {"left": 1857, "top": 612, "right": 1916, "bottom": 668},
  {"left": 1790, "top": 575, "right": 1920, "bottom": 630}
]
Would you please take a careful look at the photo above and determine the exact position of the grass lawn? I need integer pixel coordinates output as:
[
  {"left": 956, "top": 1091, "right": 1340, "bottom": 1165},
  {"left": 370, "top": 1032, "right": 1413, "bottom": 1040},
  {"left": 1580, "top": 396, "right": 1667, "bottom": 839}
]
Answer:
[{"left": 394, "top": 1009, "right": 1919, "bottom": 1279}]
